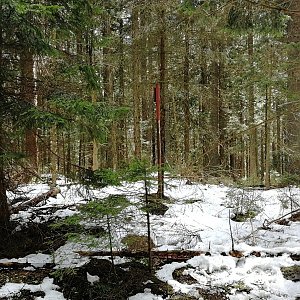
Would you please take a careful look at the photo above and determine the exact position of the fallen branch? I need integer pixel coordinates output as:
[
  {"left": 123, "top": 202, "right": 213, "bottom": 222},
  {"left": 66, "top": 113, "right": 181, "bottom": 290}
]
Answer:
[
  {"left": 0, "top": 261, "right": 55, "bottom": 269},
  {"left": 0, "top": 261, "right": 31, "bottom": 269},
  {"left": 263, "top": 208, "right": 300, "bottom": 229},
  {"left": 11, "top": 187, "right": 61, "bottom": 214},
  {"left": 76, "top": 249, "right": 205, "bottom": 261},
  {"left": 76, "top": 249, "right": 300, "bottom": 262}
]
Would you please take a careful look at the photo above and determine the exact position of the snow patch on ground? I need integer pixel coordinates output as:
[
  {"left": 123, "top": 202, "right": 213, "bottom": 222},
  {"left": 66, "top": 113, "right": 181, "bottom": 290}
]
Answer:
[{"left": 3, "top": 177, "right": 300, "bottom": 299}]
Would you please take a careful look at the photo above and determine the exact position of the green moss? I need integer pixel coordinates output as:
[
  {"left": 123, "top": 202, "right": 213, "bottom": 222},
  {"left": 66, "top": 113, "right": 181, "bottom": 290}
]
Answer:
[{"left": 281, "top": 265, "right": 300, "bottom": 281}]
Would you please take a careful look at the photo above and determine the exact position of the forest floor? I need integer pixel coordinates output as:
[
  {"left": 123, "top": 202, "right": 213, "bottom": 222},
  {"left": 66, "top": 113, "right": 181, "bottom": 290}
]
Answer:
[
  {"left": 0, "top": 220, "right": 172, "bottom": 300},
  {"left": 0, "top": 176, "right": 299, "bottom": 299}
]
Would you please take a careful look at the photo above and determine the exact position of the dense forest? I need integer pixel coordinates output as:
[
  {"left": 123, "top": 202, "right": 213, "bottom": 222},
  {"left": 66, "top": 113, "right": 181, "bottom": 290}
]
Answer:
[{"left": 0, "top": 0, "right": 300, "bottom": 224}]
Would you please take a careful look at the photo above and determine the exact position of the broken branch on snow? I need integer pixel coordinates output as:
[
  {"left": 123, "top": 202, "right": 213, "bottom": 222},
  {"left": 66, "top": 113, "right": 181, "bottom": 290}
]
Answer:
[{"left": 11, "top": 187, "right": 61, "bottom": 214}]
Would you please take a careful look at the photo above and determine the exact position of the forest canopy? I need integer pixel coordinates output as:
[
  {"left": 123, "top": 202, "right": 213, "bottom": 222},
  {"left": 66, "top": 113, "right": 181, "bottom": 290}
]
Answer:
[{"left": 0, "top": 0, "right": 300, "bottom": 224}]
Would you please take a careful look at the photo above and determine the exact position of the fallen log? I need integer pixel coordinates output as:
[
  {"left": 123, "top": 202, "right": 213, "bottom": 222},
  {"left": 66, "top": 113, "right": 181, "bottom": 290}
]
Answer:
[
  {"left": 0, "top": 261, "right": 55, "bottom": 269},
  {"left": 76, "top": 249, "right": 206, "bottom": 261},
  {"left": 75, "top": 249, "right": 300, "bottom": 265},
  {"left": 0, "top": 261, "right": 31, "bottom": 269},
  {"left": 11, "top": 187, "right": 61, "bottom": 214}
]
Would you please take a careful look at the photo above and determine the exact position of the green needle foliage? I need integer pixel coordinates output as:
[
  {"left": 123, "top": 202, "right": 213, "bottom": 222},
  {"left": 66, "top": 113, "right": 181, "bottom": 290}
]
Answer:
[
  {"left": 122, "top": 159, "right": 155, "bottom": 183},
  {"left": 79, "top": 195, "right": 130, "bottom": 218}
]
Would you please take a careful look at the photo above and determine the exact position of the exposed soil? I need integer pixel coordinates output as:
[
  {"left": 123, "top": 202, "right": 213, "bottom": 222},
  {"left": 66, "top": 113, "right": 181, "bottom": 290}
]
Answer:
[
  {"left": 290, "top": 211, "right": 300, "bottom": 222},
  {"left": 172, "top": 267, "right": 198, "bottom": 285},
  {"left": 53, "top": 258, "right": 170, "bottom": 300},
  {"left": 1, "top": 218, "right": 298, "bottom": 300},
  {"left": 172, "top": 267, "right": 229, "bottom": 300},
  {"left": 281, "top": 265, "right": 300, "bottom": 282},
  {"left": 0, "top": 268, "right": 52, "bottom": 286},
  {"left": 0, "top": 221, "right": 67, "bottom": 259},
  {"left": 0, "top": 221, "right": 171, "bottom": 300},
  {"left": 196, "top": 288, "right": 229, "bottom": 300}
]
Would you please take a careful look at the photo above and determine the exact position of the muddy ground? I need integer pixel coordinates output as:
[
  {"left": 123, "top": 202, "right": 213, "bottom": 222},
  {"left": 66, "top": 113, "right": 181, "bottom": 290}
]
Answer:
[
  {"left": 0, "top": 220, "right": 232, "bottom": 300},
  {"left": 1, "top": 212, "right": 299, "bottom": 299}
]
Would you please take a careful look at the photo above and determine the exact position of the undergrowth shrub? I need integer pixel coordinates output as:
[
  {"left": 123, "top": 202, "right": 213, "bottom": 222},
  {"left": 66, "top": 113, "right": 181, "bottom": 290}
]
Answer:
[
  {"left": 278, "top": 186, "right": 300, "bottom": 213},
  {"left": 225, "top": 188, "right": 264, "bottom": 221}
]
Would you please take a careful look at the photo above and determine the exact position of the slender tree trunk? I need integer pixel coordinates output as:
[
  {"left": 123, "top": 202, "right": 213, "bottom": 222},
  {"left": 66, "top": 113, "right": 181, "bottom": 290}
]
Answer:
[
  {"left": 247, "top": 33, "right": 258, "bottom": 185},
  {"left": 238, "top": 98, "right": 246, "bottom": 178},
  {"left": 275, "top": 101, "right": 283, "bottom": 174},
  {"left": 117, "top": 18, "right": 128, "bottom": 166},
  {"left": 152, "top": 86, "right": 156, "bottom": 166},
  {"left": 78, "top": 136, "right": 84, "bottom": 168},
  {"left": 86, "top": 29, "right": 99, "bottom": 171},
  {"left": 0, "top": 12, "right": 10, "bottom": 224},
  {"left": 140, "top": 9, "right": 152, "bottom": 158},
  {"left": 50, "top": 126, "right": 58, "bottom": 187},
  {"left": 208, "top": 38, "right": 221, "bottom": 172},
  {"left": 183, "top": 29, "right": 190, "bottom": 165},
  {"left": 218, "top": 67, "right": 226, "bottom": 169},
  {"left": 0, "top": 148, "right": 9, "bottom": 225},
  {"left": 103, "top": 8, "right": 117, "bottom": 169},
  {"left": 265, "top": 41, "right": 275, "bottom": 189},
  {"left": 157, "top": 8, "right": 166, "bottom": 198},
  {"left": 20, "top": 49, "right": 37, "bottom": 182},
  {"left": 132, "top": 7, "right": 142, "bottom": 159},
  {"left": 286, "top": 4, "right": 300, "bottom": 174},
  {"left": 170, "top": 94, "right": 180, "bottom": 165},
  {"left": 91, "top": 91, "right": 99, "bottom": 171},
  {"left": 260, "top": 128, "right": 265, "bottom": 183},
  {"left": 264, "top": 84, "right": 271, "bottom": 189},
  {"left": 66, "top": 130, "right": 71, "bottom": 176}
]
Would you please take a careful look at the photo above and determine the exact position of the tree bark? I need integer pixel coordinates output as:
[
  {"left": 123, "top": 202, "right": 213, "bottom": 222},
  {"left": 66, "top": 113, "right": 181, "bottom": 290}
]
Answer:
[
  {"left": 117, "top": 18, "right": 128, "bottom": 166},
  {"left": 264, "top": 85, "right": 271, "bottom": 188},
  {"left": 247, "top": 32, "right": 259, "bottom": 185},
  {"left": 132, "top": 7, "right": 142, "bottom": 160},
  {"left": 50, "top": 126, "right": 58, "bottom": 187},
  {"left": 183, "top": 28, "right": 191, "bottom": 165},
  {"left": 0, "top": 141, "right": 10, "bottom": 225},
  {"left": 20, "top": 49, "right": 37, "bottom": 182},
  {"left": 208, "top": 47, "right": 221, "bottom": 172},
  {"left": 103, "top": 7, "right": 117, "bottom": 169},
  {"left": 0, "top": 14, "right": 10, "bottom": 224},
  {"left": 157, "top": 8, "right": 166, "bottom": 198},
  {"left": 286, "top": 2, "right": 300, "bottom": 174},
  {"left": 87, "top": 29, "right": 99, "bottom": 171}
]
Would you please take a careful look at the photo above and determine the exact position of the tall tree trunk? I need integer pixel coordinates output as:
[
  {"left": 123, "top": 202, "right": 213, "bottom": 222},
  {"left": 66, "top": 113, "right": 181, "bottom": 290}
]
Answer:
[
  {"left": 247, "top": 33, "right": 258, "bottom": 185},
  {"left": 140, "top": 8, "right": 152, "bottom": 158},
  {"left": 132, "top": 7, "right": 142, "bottom": 159},
  {"left": 264, "top": 42, "right": 274, "bottom": 188},
  {"left": 91, "top": 91, "right": 99, "bottom": 171},
  {"left": 0, "top": 141, "right": 9, "bottom": 225},
  {"left": 264, "top": 85, "right": 271, "bottom": 188},
  {"left": 87, "top": 29, "right": 99, "bottom": 171},
  {"left": 209, "top": 39, "right": 221, "bottom": 172},
  {"left": 20, "top": 49, "right": 37, "bottom": 182},
  {"left": 117, "top": 18, "right": 128, "bottom": 166},
  {"left": 157, "top": 8, "right": 166, "bottom": 198},
  {"left": 238, "top": 97, "right": 246, "bottom": 178},
  {"left": 0, "top": 18, "right": 10, "bottom": 223},
  {"left": 286, "top": 2, "right": 300, "bottom": 174},
  {"left": 275, "top": 100, "right": 283, "bottom": 174},
  {"left": 50, "top": 126, "right": 58, "bottom": 187},
  {"left": 260, "top": 128, "right": 265, "bottom": 183},
  {"left": 103, "top": 8, "right": 117, "bottom": 169},
  {"left": 183, "top": 29, "right": 190, "bottom": 165}
]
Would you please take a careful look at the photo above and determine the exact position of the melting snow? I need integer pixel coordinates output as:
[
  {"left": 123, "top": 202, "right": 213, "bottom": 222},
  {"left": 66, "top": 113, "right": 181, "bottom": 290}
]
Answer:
[{"left": 3, "top": 177, "right": 300, "bottom": 299}]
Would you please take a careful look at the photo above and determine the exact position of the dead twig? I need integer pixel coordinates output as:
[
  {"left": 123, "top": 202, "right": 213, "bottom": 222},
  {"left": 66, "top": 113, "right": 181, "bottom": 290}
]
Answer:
[{"left": 263, "top": 208, "right": 300, "bottom": 228}]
